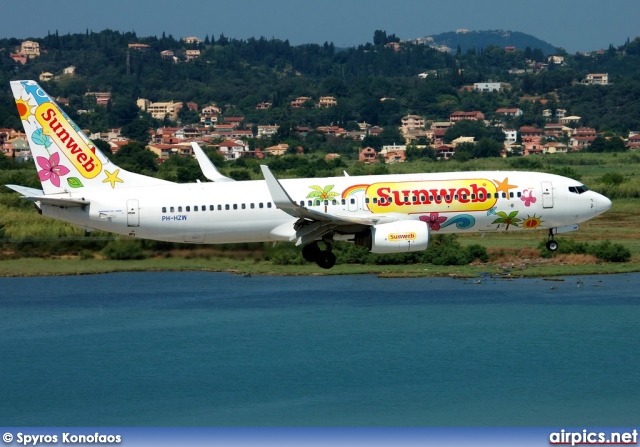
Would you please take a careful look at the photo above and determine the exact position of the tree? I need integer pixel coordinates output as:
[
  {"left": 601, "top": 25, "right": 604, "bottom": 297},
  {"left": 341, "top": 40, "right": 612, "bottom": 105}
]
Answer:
[
  {"left": 120, "top": 118, "right": 152, "bottom": 144},
  {"left": 111, "top": 141, "right": 158, "bottom": 174},
  {"left": 91, "top": 138, "right": 112, "bottom": 155}
]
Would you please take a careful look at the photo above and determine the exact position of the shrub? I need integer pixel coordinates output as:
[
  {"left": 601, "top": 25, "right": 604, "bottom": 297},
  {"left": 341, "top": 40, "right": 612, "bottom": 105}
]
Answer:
[
  {"left": 465, "top": 244, "right": 489, "bottom": 262},
  {"left": 587, "top": 241, "right": 631, "bottom": 262},
  {"left": 539, "top": 238, "right": 630, "bottom": 262},
  {"left": 269, "top": 250, "right": 305, "bottom": 265},
  {"left": 599, "top": 172, "right": 626, "bottom": 186},
  {"left": 101, "top": 240, "right": 148, "bottom": 260}
]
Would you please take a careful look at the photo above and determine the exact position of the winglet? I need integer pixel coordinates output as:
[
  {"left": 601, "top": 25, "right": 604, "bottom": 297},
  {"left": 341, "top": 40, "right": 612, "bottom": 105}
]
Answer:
[
  {"left": 260, "top": 165, "right": 300, "bottom": 217},
  {"left": 191, "top": 142, "right": 235, "bottom": 182}
]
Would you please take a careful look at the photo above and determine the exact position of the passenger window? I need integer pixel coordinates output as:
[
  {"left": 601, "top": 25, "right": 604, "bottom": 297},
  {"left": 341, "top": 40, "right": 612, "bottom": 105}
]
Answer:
[
  {"left": 341, "top": 199, "right": 346, "bottom": 205},
  {"left": 502, "top": 193, "right": 506, "bottom": 198},
  {"left": 225, "top": 204, "right": 230, "bottom": 210},
  {"left": 314, "top": 200, "right": 320, "bottom": 206},
  {"left": 186, "top": 206, "right": 191, "bottom": 212},
  {"left": 241, "top": 204, "right": 246, "bottom": 209},
  {"left": 267, "top": 202, "right": 272, "bottom": 208},
  {"left": 332, "top": 200, "right": 338, "bottom": 205},
  {"left": 259, "top": 203, "right": 264, "bottom": 208},
  {"left": 372, "top": 198, "right": 378, "bottom": 204},
  {"left": 194, "top": 206, "right": 198, "bottom": 212},
  {"left": 170, "top": 207, "right": 175, "bottom": 213},
  {"left": 509, "top": 192, "right": 514, "bottom": 198},
  {"left": 233, "top": 204, "right": 238, "bottom": 210},
  {"left": 300, "top": 201, "right": 305, "bottom": 206},
  {"left": 210, "top": 205, "right": 214, "bottom": 211},
  {"left": 251, "top": 203, "right": 255, "bottom": 209},
  {"left": 202, "top": 205, "right": 206, "bottom": 210},
  {"left": 517, "top": 192, "right": 521, "bottom": 198},
  {"left": 308, "top": 200, "right": 313, "bottom": 206},
  {"left": 324, "top": 200, "right": 328, "bottom": 205},
  {"left": 350, "top": 198, "right": 355, "bottom": 204},
  {"left": 162, "top": 207, "right": 167, "bottom": 213},
  {"left": 217, "top": 205, "right": 222, "bottom": 210},
  {"left": 178, "top": 206, "right": 182, "bottom": 212}
]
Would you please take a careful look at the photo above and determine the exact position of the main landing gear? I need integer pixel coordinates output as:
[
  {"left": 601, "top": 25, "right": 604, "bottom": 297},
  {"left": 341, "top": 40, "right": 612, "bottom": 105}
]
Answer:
[
  {"left": 546, "top": 229, "right": 559, "bottom": 252},
  {"left": 302, "top": 242, "right": 336, "bottom": 269}
]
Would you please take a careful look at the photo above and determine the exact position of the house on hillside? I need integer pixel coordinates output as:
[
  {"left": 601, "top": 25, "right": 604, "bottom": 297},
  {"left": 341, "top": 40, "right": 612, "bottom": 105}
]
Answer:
[
  {"left": 583, "top": 73, "right": 609, "bottom": 85},
  {"left": 217, "top": 140, "right": 247, "bottom": 160},
  {"left": 495, "top": 108, "right": 523, "bottom": 118},
  {"left": 359, "top": 147, "right": 378, "bottom": 164},
  {"left": 450, "top": 111, "right": 484, "bottom": 122}
]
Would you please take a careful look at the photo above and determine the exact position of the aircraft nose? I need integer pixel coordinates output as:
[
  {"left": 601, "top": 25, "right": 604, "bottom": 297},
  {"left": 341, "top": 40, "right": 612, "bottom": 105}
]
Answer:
[{"left": 597, "top": 194, "right": 612, "bottom": 214}]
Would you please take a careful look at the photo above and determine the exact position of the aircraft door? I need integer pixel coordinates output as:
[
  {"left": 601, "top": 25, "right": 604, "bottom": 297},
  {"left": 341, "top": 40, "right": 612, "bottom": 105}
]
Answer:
[
  {"left": 127, "top": 199, "right": 139, "bottom": 227},
  {"left": 541, "top": 181, "right": 554, "bottom": 208},
  {"left": 348, "top": 195, "right": 358, "bottom": 212}
]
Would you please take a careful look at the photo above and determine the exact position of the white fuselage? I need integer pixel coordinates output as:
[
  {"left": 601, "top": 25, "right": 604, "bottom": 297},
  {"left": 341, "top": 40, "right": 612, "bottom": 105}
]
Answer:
[{"left": 38, "top": 171, "right": 610, "bottom": 245}]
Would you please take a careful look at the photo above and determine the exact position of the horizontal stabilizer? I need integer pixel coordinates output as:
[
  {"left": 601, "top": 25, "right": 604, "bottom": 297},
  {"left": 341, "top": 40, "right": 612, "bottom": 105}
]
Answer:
[
  {"left": 6, "top": 184, "right": 89, "bottom": 207},
  {"left": 191, "top": 142, "right": 235, "bottom": 182}
]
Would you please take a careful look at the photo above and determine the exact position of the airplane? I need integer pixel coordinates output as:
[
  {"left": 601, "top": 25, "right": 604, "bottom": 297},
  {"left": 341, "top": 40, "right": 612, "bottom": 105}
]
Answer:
[{"left": 6, "top": 80, "right": 612, "bottom": 269}]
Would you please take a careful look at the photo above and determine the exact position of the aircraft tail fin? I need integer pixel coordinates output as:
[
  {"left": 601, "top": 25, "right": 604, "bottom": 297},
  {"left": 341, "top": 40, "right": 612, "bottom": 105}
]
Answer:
[{"left": 10, "top": 80, "right": 170, "bottom": 194}]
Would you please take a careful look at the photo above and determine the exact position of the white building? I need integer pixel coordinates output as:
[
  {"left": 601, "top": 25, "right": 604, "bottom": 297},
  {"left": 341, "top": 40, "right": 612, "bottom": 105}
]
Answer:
[
  {"left": 474, "top": 82, "right": 502, "bottom": 92},
  {"left": 503, "top": 128, "right": 518, "bottom": 144}
]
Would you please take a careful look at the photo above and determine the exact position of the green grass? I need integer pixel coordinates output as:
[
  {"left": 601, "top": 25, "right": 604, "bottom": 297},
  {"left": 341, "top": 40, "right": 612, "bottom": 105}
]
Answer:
[{"left": 1, "top": 255, "right": 638, "bottom": 278}]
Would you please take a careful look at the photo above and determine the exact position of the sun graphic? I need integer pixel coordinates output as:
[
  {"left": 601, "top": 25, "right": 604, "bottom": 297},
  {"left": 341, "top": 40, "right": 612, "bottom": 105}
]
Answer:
[
  {"left": 15, "top": 98, "right": 34, "bottom": 120},
  {"left": 522, "top": 215, "right": 544, "bottom": 229}
]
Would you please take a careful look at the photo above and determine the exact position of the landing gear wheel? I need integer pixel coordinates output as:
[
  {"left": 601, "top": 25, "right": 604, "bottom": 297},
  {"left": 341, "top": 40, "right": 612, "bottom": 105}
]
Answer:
[
  {"left": 546, "top": 240, "right": 559, "bottom": 251},
  {"left": 302, "top": 243, "right": 321, "bottom": 262},
  {"left": 316, "top": 251, "right": 336, "bottom": 269}
]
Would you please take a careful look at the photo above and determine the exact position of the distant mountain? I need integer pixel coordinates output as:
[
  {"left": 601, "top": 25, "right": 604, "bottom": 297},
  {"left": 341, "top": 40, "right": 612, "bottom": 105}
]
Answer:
[{"left": 420, "top": 30, "right": 557, "bottom": 55}]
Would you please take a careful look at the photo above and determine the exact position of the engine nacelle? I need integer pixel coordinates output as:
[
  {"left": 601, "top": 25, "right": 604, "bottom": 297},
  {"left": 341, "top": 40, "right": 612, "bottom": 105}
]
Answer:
[{"left": 355, "top": 220, "right": 430, "bottom": 254}]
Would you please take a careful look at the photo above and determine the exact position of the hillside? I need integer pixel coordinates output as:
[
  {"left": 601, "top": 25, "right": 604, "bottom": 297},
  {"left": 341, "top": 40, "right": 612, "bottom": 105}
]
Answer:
[{"left": 424, "top": 29, "right": 557, "bottom": 54}]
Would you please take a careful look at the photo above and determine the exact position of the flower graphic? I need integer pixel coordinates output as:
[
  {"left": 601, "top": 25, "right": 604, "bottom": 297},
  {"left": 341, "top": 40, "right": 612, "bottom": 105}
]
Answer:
[
  {"left": 521, "top": 190, "right": 537, "bottom": 207},
  {"left": 37, "top": 152, "right": 70, "bottom": 188},
  {"left": 307, "top": 185, "right": 339, "bottom": 200},
  {"left": 419, "top": 213, "right": 447, "bottom": 231}
]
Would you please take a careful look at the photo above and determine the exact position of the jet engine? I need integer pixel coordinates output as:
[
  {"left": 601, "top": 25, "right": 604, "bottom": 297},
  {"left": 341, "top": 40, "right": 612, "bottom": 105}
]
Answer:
[{"left": 354, "top": 220, "right": 430, "bottom": 254}]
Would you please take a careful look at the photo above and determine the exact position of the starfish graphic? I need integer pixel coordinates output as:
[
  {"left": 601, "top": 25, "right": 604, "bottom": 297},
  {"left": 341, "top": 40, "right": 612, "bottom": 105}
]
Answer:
[
  {"left": 493, "top": 177, "right": 518, "bottom": 198},
  {"left": 102, "top": 169, "right": 124, "bottom": 189}
]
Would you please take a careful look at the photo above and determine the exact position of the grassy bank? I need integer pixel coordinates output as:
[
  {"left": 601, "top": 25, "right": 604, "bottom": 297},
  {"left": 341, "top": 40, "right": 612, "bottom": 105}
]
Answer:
[{"left": 1, "top": 252, "right": 639, "bottom": 278}]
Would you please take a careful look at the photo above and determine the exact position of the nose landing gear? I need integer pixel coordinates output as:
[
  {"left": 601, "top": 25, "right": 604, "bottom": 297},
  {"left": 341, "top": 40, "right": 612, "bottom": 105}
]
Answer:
[{"left": 546, "top": 230, "right": 559, "bottom": 251}]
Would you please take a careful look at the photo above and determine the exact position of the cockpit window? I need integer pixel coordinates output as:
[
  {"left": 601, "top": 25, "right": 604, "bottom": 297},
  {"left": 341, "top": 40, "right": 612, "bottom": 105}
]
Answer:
[{"left": 569, "top": 185, "right": 590, "bottom": 194}]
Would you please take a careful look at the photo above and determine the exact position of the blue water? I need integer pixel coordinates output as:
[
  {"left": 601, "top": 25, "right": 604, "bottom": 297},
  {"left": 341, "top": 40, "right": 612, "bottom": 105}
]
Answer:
[{"left": 0, "top": 272, "right": 638, "bottom": 426}]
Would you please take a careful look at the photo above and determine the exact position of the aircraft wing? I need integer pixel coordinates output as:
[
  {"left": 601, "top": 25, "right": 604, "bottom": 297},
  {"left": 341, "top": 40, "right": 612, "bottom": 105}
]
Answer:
[
  {"left": 5, "top": 184, "right": 90, "bottom": 207},
  {"left": 191, "top": 142, "right": 236, "bottom": 182},
  {"left": 260, "top": 165, "right": 383, "bottom": 245}
]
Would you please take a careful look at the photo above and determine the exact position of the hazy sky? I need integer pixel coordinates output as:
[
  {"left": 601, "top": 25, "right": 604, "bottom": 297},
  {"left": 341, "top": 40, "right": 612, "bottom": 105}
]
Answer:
[{"left": 4, "top": 0, "right": 639, "bottom": 53}]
